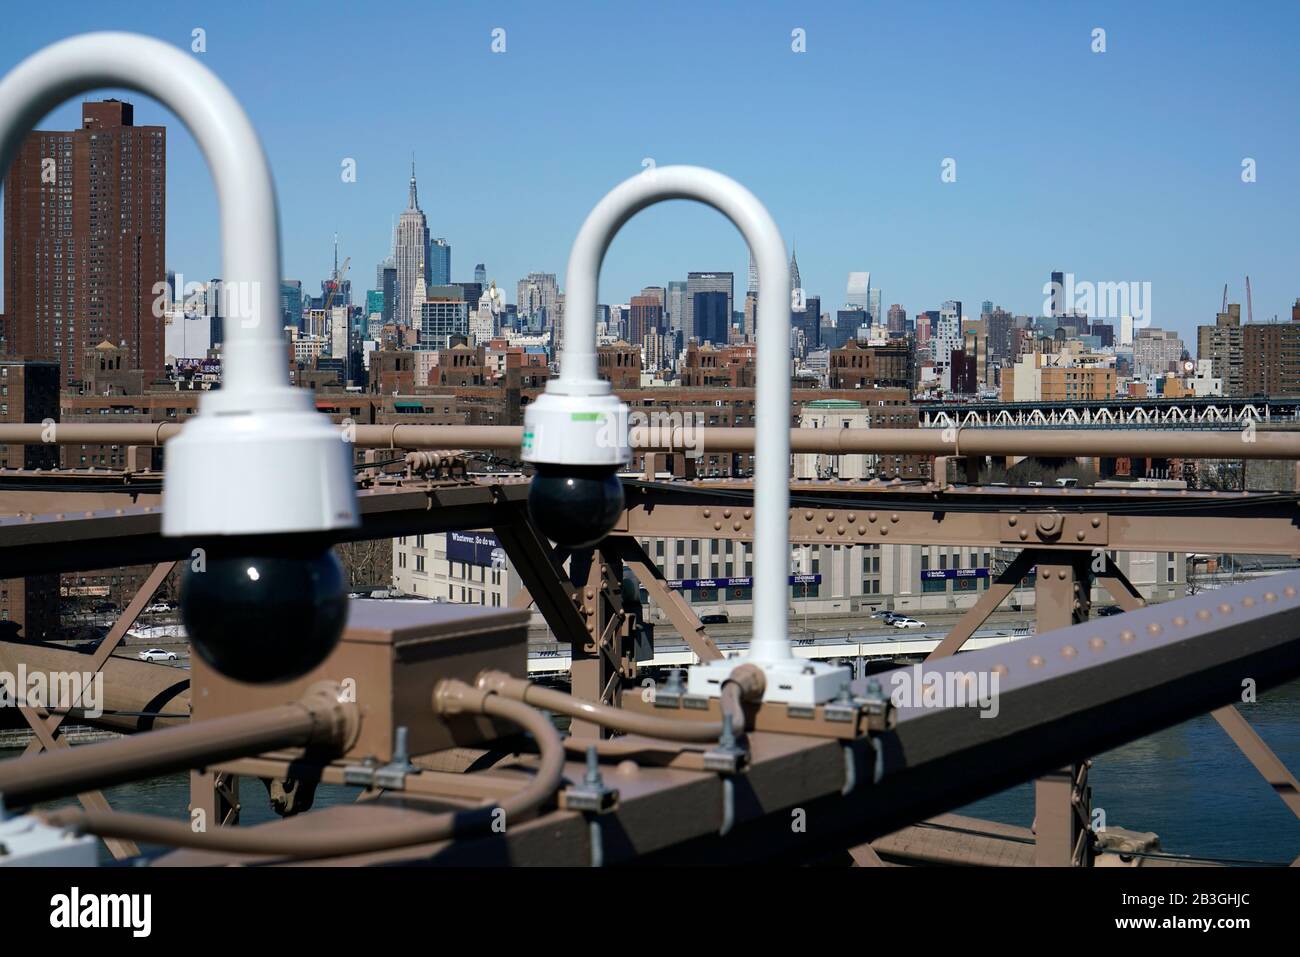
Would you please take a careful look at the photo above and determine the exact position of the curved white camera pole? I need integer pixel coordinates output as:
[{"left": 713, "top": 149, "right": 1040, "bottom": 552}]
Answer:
[
  {"left": 0, "top": 33, "right": 357, "bottom": 537},
  {"left": 538, "top": 165, "right": 848, "bottom": 704}
]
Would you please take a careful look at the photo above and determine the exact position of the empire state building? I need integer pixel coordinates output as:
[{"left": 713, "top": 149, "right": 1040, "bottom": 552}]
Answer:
[{"left": 394, "top": 162, "right": 431, "bottom": 326}]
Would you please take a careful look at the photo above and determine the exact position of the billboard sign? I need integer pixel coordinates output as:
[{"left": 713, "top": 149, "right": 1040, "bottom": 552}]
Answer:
[{"left": 446, "top": 531, "right": 508, "bottom": 569}]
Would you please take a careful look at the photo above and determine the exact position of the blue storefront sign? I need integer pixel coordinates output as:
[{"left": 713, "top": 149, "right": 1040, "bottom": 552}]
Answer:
[
  {"left": 668, "top": 574, "right": 822, "bottom": 590},
  {"left": 921, "top": 567, "right": 991, "bottom": 581}
]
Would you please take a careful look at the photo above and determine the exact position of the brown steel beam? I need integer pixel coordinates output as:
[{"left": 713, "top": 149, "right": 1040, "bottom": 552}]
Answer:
[
  {"left": 1093, "top": 555, "right": 1300, "bottom": 821},
  {"left": 1098, "top": 555, "right": 1146, "bottom": 611},
  {"left": 9, "top": 422, "right": 1300, "bottom": 462},
  {"left": 21, "top": 561, "right": 176, "bottom": 754},
  {"left": 1032, "top": 551, "right": 1094, "bottom": 867},
  {"left": 147, "top": 570, "right": 1300, "bottom": 866},
  {"left": 1210, "top": 706, "right": 1300, "bottom": 818},
  {"left": 927, "top": 550, "right": 1036, "bottom": 661},
  {"left": 18, "top": 705, "right": 139, "bottom": 860},
  {"left": 610, "top": 535, "right": 723, "bottom": 663},
  {"left": 491, "top": 520, "right": 588, "bottom": 650}
]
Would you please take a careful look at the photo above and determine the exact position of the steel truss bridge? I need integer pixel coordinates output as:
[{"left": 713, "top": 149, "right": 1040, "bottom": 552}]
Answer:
[
  {"left": 918, "top": 395, "right": 1300, "bottom": 430},
  {"left": 0, "top": 424, "right": 1298, "bottom": 867}
]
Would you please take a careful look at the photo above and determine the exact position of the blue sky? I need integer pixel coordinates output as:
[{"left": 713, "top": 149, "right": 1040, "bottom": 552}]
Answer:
[{"left": 2, "top": 0, "right": 1297, "bottom": 338}]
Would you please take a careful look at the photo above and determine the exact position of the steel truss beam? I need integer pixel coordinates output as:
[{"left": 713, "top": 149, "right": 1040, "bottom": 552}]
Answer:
[{"left": 146, "top": 571, "right": 1300, "bottom": 866}]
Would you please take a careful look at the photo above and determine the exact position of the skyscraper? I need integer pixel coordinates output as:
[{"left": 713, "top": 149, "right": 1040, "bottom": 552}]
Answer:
[
  {"left": 693, "top": 291, "right": 729, "bottom": 346},
  {"left": 868, "top": 288, "right": 883, "bottom": 328},
  {"left": 429, "top": 237, "right": 451, "bottom": 285},
  {"left": 394, "top": 162, "right": 431, "bottom": 327},
  {"left": 517, "top": 272, "right": 560, "bottom": 326},
  {"left": 747, "top": 252, "right": 758, "bottom": 294},
  {"left": 887, "top": 304, "right": 906, "bottom": 334},
  {"left": 474, "top": 263, "right": 487, "bottom": 287},
  {"left": 3, "top": 100, "right": 166, "bottom": 384},
  {"left": 667, "top": 280, "right": 688, "bottom": 335},
  {"left": 684, "top": 272, "right": 733, "bottom": 337},
  {"left": 789, "top": 248, "right": 802, "bottom": 302},
  {"left": 846, "top": 272, "right": 869, "bottom": 310},
  {"left": 376, "top": 257, "right": 397, "bottom": 326},
  {"left": 1049, "top": 270, "right": 1065, "bottom": 319},
  {"left": 280, "top": 280, "right": 303, "bottom": 331}
]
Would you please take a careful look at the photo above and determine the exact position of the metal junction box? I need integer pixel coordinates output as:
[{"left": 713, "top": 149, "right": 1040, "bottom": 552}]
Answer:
[{"left": 191, "top": 600, "right": 529, "bottom": 763}]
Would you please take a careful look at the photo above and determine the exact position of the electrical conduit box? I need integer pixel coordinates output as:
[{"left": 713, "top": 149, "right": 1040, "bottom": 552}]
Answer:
[{"left": 190, "top": 600, "right": 529, "bottom": 763}]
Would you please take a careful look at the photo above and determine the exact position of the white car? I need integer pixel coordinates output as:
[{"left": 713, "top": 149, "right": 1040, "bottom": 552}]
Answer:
[
  {"left": 892, "top": 617, "right": 926, "bottom": 629},
  {"left": 138, "top": 648, "right": 178, "bottom": 662},
  {"left": 144, "top": 602, "right": 173, "bottom": 614}
]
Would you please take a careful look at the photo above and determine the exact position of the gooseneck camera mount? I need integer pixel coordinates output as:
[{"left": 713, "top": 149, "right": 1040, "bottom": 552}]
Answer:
[
  {"left": 0, "top": 34, "right": 358, "bottom": 682},
  {"left": 539, "top": 166, "right": 851, "bottom": 705}
]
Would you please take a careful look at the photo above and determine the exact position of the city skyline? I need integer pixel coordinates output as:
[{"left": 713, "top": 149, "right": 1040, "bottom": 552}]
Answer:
[{"left": 0, "top": 1, "right": 1296, "bottom": 339}]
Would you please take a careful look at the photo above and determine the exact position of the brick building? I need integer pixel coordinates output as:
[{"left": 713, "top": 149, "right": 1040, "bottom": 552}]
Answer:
[{"left": 2, "top": 100, "right": 166, "bottom": 385}]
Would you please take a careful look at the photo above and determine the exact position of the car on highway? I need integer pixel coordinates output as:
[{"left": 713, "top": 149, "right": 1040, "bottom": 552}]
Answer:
[
  {"left": 891, "top": 617, "right": 927, "bottom": 629},
  {"left": 137, "top": 648, "right": 178, "bottom": 662},
  {"left": 700, "top": 613, "right": 730, "bottom": 625},
  {"left": 1095, "top": 605, "right": 1123, "bottom": 617},
  {"left": 144, "top": 601, "right": 173, "bottom": 614}
]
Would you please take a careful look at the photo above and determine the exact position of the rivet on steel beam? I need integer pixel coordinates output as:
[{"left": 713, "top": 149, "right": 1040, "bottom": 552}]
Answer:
[
  {"left": 879, "top": 528, "right": 888, "bottom": 536},
  {"left": 1286, "top": 586, "right": 1297, "bottom": 598},
  {"left": 1008, "top": 516, "right": 1017, "bottom": 527},
  {"left": 846, "top": 513, "right": 855, "bottom": 523},
  {"left": 1019, "top": 530, "right": 1028, "bottom": 540},
  {"left": 1061, "top": 645, "right": 1077, "bottom": 658},
  {"left": 805, "top": 511, "right": 814, "bottom": 521},
  {"left": 815, "top": 525, "right": 824, "bottom": 533},
  {"left": 1088, "top": 638, "right": 1105, "bottom": 651},
  {"left": 1120, "top": 630, "right": 1136, "bottom": 642},
  {"left": 1091, "top": 517, "right": 1101, "bottom": 527},
  {"left": 1172, "top": 616, "right": 1187, "bottom": 627},
  {"left": 1218, "top": 603, "right": 1232, "bottom": 615},
  {"left": 585, "top": 590, "right": 595, "bottom": 600},
  {"left": 1075, "top": 531, "right": 1086, "bottom": 541},
  {"left": 1264, "top": 592, "right": 1278, "bottom": 603},
  {"left": 1242, "top": 596, "right": 1256, "bottom": 608},
  {"left": 890, "top": 514, "right": 899, "bottom": 523},
  {"left": 703, "top": 509, "right": 711, "bottom": 518},
  {"left": 836, "top": 526, "right": 845, "bottom": 535},
  {"left": 743, "top": 509, "right": 752, "bottom": 519},
  {"left": 1196, "top": 609, "right": 1211, "bottom": 621},
  {"left": 1058, "top": 570, "right": 1067, "bottom": 580},
  {"left": 733, "top": 522, "right": 741, "bottom": 531},
  {"left": 714, "top": 522, "right": 722, "bottom": 531},
  {"left": 868, "top": 512, "right": 878, "bottom": 523},
  {"left": 992, "top": 664, "right": 1008, "bottom": 676},
  {"left": 857, "top": 526, "right": 865, "bottom": 535},
  {"left": 1028, "top": 655, "right": 1045, "bottom": 668},
  {"left": 1146, "top": 623, "right": 1163, "bottom": 635}
]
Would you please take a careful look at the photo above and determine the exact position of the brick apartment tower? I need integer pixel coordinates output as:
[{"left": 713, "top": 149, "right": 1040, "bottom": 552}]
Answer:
[{"left": 3, "top": 100, "right": 165, "bottom": 385}]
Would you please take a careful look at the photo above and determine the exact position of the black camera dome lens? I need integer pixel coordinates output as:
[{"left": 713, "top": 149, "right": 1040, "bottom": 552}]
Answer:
[
  {"left": 527, "top": 465, "right": 624, "bottom": 549},
  {"left": 180, "top": 542, "right": 348, "bottom": 684}
]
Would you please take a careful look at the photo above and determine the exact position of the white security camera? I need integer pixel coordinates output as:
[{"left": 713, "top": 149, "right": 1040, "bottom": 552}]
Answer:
[{"left": 0, "top": 33, "right": 360, "bottom": 683}]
